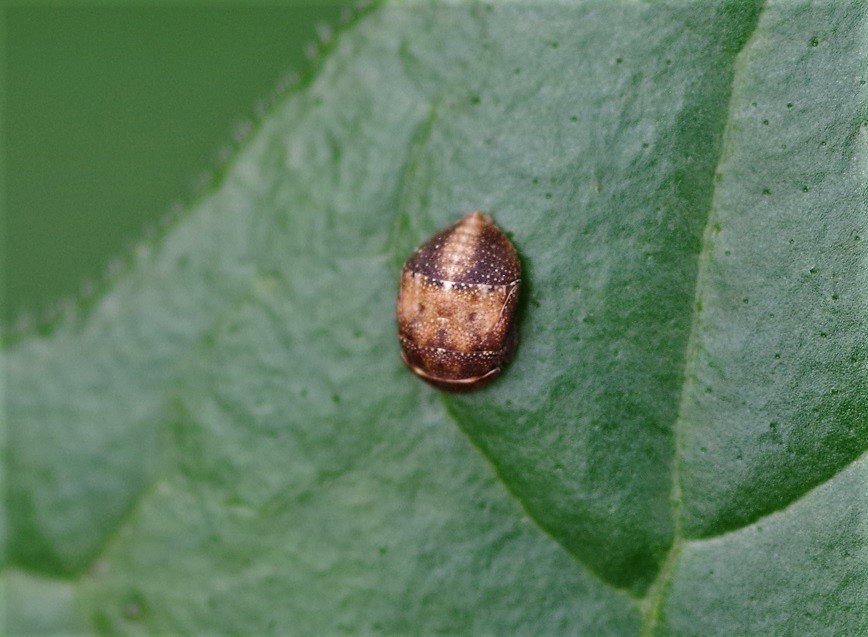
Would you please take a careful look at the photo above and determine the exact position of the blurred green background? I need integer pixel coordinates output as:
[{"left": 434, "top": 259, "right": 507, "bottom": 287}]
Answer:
[{"left": 5, "top": 2, "right": 352, "bottom": 325}]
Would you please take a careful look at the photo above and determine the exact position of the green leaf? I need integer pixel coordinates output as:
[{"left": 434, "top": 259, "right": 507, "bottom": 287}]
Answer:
[{"left": 5, "top": 0, "right": 867, "bottom": 634}]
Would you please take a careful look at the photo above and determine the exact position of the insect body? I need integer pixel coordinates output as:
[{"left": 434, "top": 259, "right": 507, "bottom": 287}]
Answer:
[{"left": 396, "top": 212, "right": 521, "bottom": 392}]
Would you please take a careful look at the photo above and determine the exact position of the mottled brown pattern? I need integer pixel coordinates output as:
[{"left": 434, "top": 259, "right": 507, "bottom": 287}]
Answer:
[{"left": 397, "top": 212, "right": 521, "bottom": 392}]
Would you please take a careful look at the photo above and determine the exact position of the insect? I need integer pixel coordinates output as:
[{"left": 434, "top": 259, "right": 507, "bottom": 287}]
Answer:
[{"left": 396, "top": 211, "right": 521, "bottom": 392}]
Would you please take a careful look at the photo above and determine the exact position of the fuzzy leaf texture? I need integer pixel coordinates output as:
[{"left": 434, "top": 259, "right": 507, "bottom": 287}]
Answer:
[{"left": 5, "top": 1, "right": 868, "bottom": 635}]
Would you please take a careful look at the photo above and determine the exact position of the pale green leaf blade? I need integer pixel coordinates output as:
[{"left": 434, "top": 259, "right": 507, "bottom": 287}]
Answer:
[
  {"left": 659, "top": 454, "right": 868, "bottom": 636},
  {"left": 82, "top": 285, "right": 639, "bottom": 635},
  {"left": 676, "top": 0, "right": 868, "bottom": 539}
]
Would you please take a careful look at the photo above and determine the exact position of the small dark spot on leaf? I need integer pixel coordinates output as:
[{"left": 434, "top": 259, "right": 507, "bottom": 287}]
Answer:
[
  {"left": 786, "top": 102, "right": 794, "bottom": 109},
  {"left": 331, "top": 393, "right": 341, "bottom": 403},
  {"left": 470, "top": 95, "right": 481, "bottom": 105},
  {"left": 545, "top": 193, "right": 552, "bottom": 199},
  {"left": 712, "top": 223, "right": 721, "bottom": 233},
  {"left": 704, "top": 386, "right": 713, "bottom": 394},
  {"left": 762, "top": 119, "right": 769, "bottom": 125},
  {"left": 724, "top": 250, "right": 731, "bottom": 256},
  {"left": 774, "top": 353, "right": 781, "bottom": 359},
  {"left": 832, "top": 294, "right": 839, "bottom": 300},
  {"left": 751, "top": 101, "right": 757, "bottom": 107},
  {"left": 820, "top": 331, "right": 828, "bottom": 338},
  {"left": 810, "top": 36, "right": 820, "bottom": 47},
  {"left": 570, "top": 115, "right": 578, "bottom": 122},
  {"left": 802, "top": 186, "right": 810, "bottom": 192},
  {"left": 532, "top": 177, "right": 539, "bottom": 185},
  {"left": 809, "top": 267, "right": 818, "bottom": 274},
  {"left": 665, "top": 59, "right": 672, "bottom": 65},
  {"left": 551, "top": 41, "right": 559, "bottom": 49},
  {"left": 641, "top": 142, "right": 649, "bottom": 149},
  {"left": 762, "top": 188, "right": 771, "bottom": 195},
  {"left": 742, "top": 297, "right": 749, "bottom": 304},
  {"left": 615, "top": 57, "right": 623, "bottom": 64},
  {"left": 122, "top": 595, "right": 146, "bottom": 621}
]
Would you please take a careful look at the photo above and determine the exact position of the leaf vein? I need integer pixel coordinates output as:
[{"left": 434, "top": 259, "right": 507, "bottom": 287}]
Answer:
[{"left": 640, "top": 1, "right": 767, "bottom": 631}]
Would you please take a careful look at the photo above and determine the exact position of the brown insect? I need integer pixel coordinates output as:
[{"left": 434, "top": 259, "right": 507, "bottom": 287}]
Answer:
[{"left": 397, "top": 211, "right": 521, "bottom": 392}]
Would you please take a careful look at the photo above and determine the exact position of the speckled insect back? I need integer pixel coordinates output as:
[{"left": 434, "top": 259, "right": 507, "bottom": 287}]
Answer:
[{"left": 397, "top": 212, "right": 521, "bottom": 392}]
